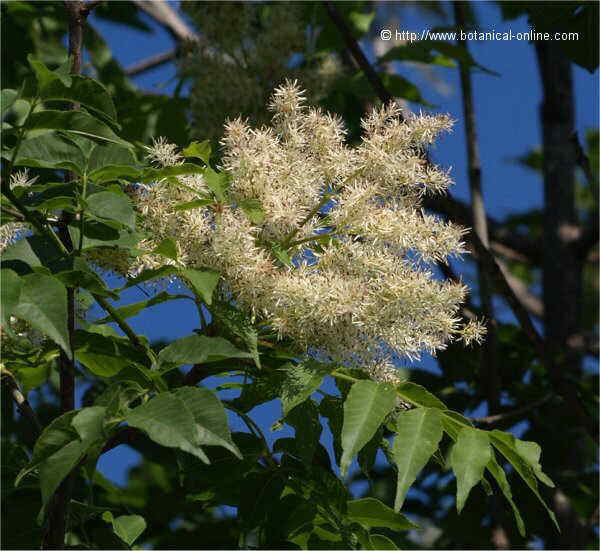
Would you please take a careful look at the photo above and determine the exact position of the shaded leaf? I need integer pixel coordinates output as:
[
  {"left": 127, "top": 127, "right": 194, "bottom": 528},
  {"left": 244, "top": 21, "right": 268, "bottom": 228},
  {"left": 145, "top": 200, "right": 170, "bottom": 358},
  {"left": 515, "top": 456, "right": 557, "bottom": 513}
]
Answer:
[
  {"left": 486, "top": 453, "right": 526, "bottom": 537},
  {"left": 158, "top": 334, "right": 251, "bottom": 368},
  {"left": 87, "top": 190, "right": 135, "bottom": 230},
  {"left": 126, "top": 393, "right": 210, "bottom": 463},
  {"left": 172, "top": 386, "right": 241, "bottom": 459},
  {"left": 369, "top": 534, "right": 399, "bottom": 550},
  {"left": 38, "top": 75, "right": 117, "bottom": 121},
  {"left": 12, "top": 273, "right": 71, "bottom": 357},
  {"left": 347, "top": 497, "right": 419, "bottom": 530},
  {"left": 13, "top": 132, "right": 86, "bottom": 174},
  {"left": 490, "top": 430, "right": 559, "bottom": 531},
  {"left": 286, "top": 399, "right": 321, "bottom": 464},
  {"left": 27, "top": 110, "right": 132, "bottom": 147},
  {"left": 1, "top": 268, "right": 22, "bottom": 328}
]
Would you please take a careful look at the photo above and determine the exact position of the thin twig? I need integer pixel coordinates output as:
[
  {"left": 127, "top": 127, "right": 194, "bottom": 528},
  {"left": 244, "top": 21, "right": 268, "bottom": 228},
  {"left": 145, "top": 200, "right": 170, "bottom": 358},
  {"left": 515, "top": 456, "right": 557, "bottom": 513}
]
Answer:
[
  {"left": 93, "top": 294, "right": 150, "bottom": 356},
  {"left": 571, "top": 131, "right": 595, "bottom": 188},
  {"left": 473, "top": 394, "right": 553, "bottom": 425}
]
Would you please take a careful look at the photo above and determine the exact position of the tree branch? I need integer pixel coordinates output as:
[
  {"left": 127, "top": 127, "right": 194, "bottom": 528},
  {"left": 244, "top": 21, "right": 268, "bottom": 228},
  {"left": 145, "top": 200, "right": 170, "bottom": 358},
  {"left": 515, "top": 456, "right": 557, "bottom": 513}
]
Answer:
[
  {"left": 473, "top": 394, "right": 553, "bottom": 426},
  {"left": 125, "top": 48, "right": 177, "bottom": 76},
  {"left": 1, "top": 367, "right": 42, "bottom": 435},
  {"left": 132, "top": 0, "right": 197, "bottom": 43},
  {"left": 323, "top": 1, "right": 394, "bottom": 106}
]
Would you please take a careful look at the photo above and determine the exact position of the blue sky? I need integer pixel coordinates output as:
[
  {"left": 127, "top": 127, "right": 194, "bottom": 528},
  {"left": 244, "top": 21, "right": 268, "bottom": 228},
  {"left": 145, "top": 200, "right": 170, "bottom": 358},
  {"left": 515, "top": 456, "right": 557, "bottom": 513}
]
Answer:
[{"left": 85, "top": 2, "right": 598, "bottom": 489}]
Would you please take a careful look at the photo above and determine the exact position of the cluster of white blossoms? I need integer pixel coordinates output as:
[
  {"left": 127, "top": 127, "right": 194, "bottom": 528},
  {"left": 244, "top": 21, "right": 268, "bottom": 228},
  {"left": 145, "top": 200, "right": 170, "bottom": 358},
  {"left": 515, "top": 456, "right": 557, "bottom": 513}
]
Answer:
[
  {"left": 133, "top": 82, "right": 485, "bottom": 380},
  {"left": 0, "top": 170, "right": 36, "bottom": 256}
]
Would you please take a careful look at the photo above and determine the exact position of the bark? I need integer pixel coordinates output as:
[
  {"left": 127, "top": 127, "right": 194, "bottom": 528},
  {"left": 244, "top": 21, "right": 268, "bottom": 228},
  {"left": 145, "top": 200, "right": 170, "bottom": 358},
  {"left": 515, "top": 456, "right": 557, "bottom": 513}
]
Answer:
[{"left": 535, "top": 40, "right": 588, "bottom": 550}]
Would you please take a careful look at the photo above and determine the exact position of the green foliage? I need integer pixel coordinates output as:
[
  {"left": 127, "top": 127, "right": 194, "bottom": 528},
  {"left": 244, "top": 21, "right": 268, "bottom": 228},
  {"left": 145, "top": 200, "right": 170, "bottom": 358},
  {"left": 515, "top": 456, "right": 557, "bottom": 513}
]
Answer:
[{"left": 340, "top": 380, "right": 397, "bottom": 476}]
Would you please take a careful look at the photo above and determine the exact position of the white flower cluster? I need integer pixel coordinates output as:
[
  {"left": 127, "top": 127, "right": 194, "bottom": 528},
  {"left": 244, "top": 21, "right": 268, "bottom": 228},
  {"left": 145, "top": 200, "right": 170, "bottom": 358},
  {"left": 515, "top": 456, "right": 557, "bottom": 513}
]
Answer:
[
  {"left": 134, "top": 82, "right": 485, "bottom": 378},
  {"left": 0, "top": 170, "right": 35, "bottom": 255}
]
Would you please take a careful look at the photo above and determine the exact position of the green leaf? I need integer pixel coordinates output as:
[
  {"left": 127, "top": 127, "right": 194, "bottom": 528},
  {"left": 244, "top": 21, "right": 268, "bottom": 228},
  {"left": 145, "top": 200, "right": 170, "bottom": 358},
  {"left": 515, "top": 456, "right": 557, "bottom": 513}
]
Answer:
[
  {"left": 68, "top": 222, "right": 141, "bottom": 251},
  {"left": 12, "top": 273, "right": 71, "bottom": 357},
  {"left": 173, "top": 198, "right": 213, "bottom": 212},
  {"left": 381, "top": 73, "right": 431, "bottom": 105},
  {"left": 1, "top": 89, "right": 18, "bottom": 118},
  {"left": 14, "top": 132, "right": 86, "bottom": 175},
  {"left": 358, "top": 426, "right": 383, "bottom": 480},
  {"left": 71, "top": 406, "right": 107, "bottom": 445},
  {"left": 1, "top": 269, "right": 22, "bottom": 328},
  {"left": 27, "top": 54, "right": 71, "bottom": 90},
  {"left": 286, "top": 399, "right": 321, "bottom": 464},
  {"left": 15, "top": 411, "right": 88, "bottom": 512},
  {"left": 449, "top": 428, "right": 491, "bottom": 513},
  {"left": 140, "top": 163, "right": 206, "bottom": 184},
  {"left": 347, "top": 497, "right": 419, "bottom": 530},
  {"left": 26, "top": 110, "right": 132, "bottom": 148},
  {"left": 395, "top": 382, "right": 446, "bottom": 409},
  {"left": 486, "top": 454, "right": 526, "bottom": 537},
  {"left": 203, "top": 167, "right": 228, "bottom": 201},
  {"left": 87, "top": 190, "right": 135, "bottom": 231},
  {"left": 126, "top": 392, "right": 210, "bottom": 463},
  {"left": 182, "top": 140, "right": 211, "bottom": 164},
  {"left": 392, "top": 408, "right": 443, "bottom": 511},
  {"left": 239, "top": 198, "right": 266, "bottom": 224},
  {"left": 210, "top": 301, "right": 260, "bottom": 367},
  {"left": 15, "top": 364, "right": 52, "bottom": 393},
  {"left": 490, "top": 430, "right": 559, "bottom": 531},
  {"left": 54, "top": 258, "right": 119, "bottom": 299},
  {"left": 280, "top": 361, "right": 327, "bottom": 417},
  {"left": 348, "top": 10, "right": 375, "bottom": 34},
  {"left": 379, "top": 39, "right": 498, "bottom": 76},
  {"left": 74, "top": 330, "right": 146, "bottom": 378},
  {"left": 150, "top": 238, "right": 178, "bottom": 261},
  {"left": 513, "top": 439, "right": 555, "bottom": 488},
  {"left": 340, "top": 380, "right": 397, "bottom": 476},
  {"left": 171, "top": 386, "right": 242, "bottom": 459},
  {"left": 39, "top": 441, "right": 84, "bottom": 509},
  {"left": 87, "top": 143, "right": 138, "bottom": 182},
  {"left": 157, "top": 334, "right": 251, "bottom": 368},
  {"left": 16, "top": 411, "right": 78, "bottom": 486},
  {"left": 369, "top": 534, "right": 399, "bottom": 550},
  {"left": 180, "top": 268, "right": 220, "bottom": 305},
  {"left": 38, "top": 75, "right": 117, "bottom": 121},
  {"left": 102, "top": 512, "right": 146, "bottom": 547}
]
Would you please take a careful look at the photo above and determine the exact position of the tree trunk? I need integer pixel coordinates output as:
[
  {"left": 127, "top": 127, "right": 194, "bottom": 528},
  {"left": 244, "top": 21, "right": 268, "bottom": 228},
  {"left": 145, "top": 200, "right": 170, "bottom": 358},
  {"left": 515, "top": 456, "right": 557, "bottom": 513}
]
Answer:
[{"left": 535, "top": 39, "right": 587, "bottom": 551}]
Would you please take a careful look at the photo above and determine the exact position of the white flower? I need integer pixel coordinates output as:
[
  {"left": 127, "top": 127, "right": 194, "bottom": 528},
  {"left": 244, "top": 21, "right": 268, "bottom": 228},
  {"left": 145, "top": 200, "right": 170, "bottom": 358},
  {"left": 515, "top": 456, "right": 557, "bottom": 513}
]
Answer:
[{"left": 118, "top": 82, "right": 484, "bottom": 378}]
